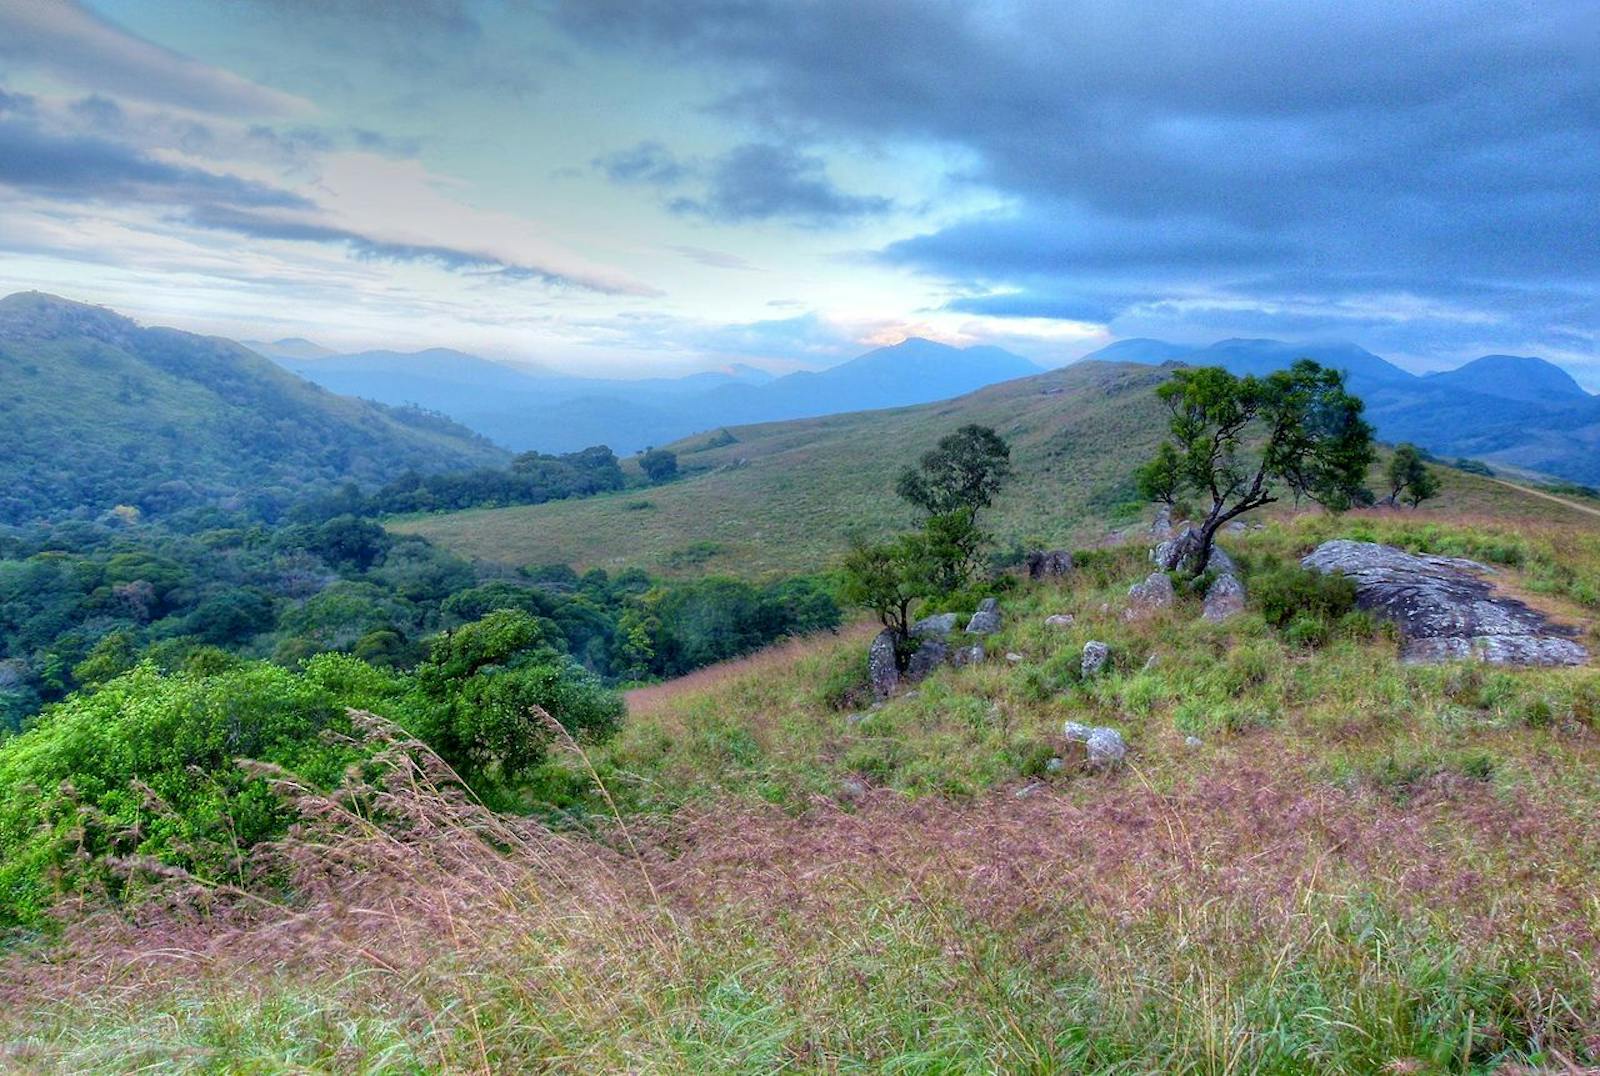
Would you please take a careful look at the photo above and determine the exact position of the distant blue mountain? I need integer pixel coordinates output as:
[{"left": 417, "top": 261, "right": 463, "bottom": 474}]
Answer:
[
  {"left": 1423, "top": 354, "right": 1590, "bottom": 404},
  {"left": 267, "top": 336, "right": 1039, "bottom": 454},
  {"left": 1080, "top": 337, "right": 1599, "bottom": 484}
]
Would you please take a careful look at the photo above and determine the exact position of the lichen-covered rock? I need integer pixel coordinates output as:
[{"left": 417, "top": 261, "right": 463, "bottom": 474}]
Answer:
[
  {"left": 1149, "top": 505, "right": 1175, "bottom": 540},
  {"left": 1202, "top": 572, "right": 1247, "bottom": 622},
  {"left": 1063, "top": 720, "right": 1127, "bottom": 767},
  {"left": 1026, "top": 550, "right": 1074, "bottom": 580},
  {"left": 1081, "top": 640, "right": 1110, "bottom": 677},
  {"left": 868, "top": 629, "right": 901, "bottom": 699},
  {"left": 1125, "top": 571, "right": 1175, "bottom": 617},
  {"left": 912, "top": 612, "right": 961, "bottom": 638},
  {"left": 1302, "top": 539, "right": 1588, "bottom": 667},
  {"left": 966, "top": 597, "right": 1002, "bottom": 635},
  {"left": 1044, "top": 613, "right": 1076, "bottom": 629}
]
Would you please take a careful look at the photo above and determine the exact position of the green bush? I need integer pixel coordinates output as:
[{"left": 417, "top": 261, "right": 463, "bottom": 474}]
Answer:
[{"left": 1250, "top": 562, "right": 1358, "bottom": 631}]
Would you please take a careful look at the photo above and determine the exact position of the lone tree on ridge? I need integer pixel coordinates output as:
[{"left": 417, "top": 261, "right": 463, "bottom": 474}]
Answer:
[{"left": 1139, "top": 360, "right": 1374, "bottom": 574}]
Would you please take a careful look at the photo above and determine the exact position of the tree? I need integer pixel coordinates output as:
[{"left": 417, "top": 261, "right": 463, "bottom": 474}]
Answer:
[
  {"left": 1143, "top": 360, "right": 1374, "bottom": 575},
  {"left": 895, "top": 424, "right": 1012, "bottom": 517},
  {"left": 1385, "top": 443, "right": 1440, "bottom": 509},
  {"left": 1135, "top": 441, "right": 1182, "bottom": 505},
  {"left": 638, "top": 448, "right": 678, "bottom": 484},
  {"left": 839, "top": 534, "right": 929, "bottom": 640}
]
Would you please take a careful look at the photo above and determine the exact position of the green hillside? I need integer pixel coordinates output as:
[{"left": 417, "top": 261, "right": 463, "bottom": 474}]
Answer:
[
  {"left": 395, "top": 360, "right": 1593, "bottom": 578},
  {"left": 0, "top": 293, "right": 506, "bottom": 523}
]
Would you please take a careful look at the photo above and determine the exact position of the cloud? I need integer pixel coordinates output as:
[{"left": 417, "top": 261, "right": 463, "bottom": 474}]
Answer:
[
  {"left": 594, "top": 141, "right": 689, "bottom": 185},
  {"left": 0, "top": 114, "right": 311, "bottom": 209},
  {"left": 555, "top": 0, "right": 1600, "bottom": 359},
  {"left": 0, "top": 1, "right": 309, "bottom": 116},
  {"left": 182, "top": 205, "right": 648, "bottom": 294},
  {"left": 667, "top": 143, "right": 892, "bottom": 225},
  {"left": 669, "top": 245, "right": 760, "bottom": 270}
]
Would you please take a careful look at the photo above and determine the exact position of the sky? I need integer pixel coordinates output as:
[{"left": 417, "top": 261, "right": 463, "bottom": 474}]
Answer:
[{"left": 0, "top": 0, "right": 1596, "bottom": 385}]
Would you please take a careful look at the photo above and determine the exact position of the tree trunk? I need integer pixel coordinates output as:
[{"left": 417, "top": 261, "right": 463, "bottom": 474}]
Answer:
[{"left": 1186, "top": 515, "right": 1222, "bottom": 576}]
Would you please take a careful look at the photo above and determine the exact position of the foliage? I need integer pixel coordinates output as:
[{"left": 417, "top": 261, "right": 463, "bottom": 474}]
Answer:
[
  {"left": 895, "top": 423, "right": 1013, "bottom": 517},
  {"left": 1144, "top": 360, "right": 1374, "bottom": 573},
  {"left": 1385, "top": 443, "right": 1441, "bottom": 508},
  {"left": 1134, "top": 440, "right": 1182, "bottom": 505},
  {"left": 638, "top": 448, "right": 679, "bottom": 483},
  {"left": 840, "top": 535, "right": 928, "bottom": 638},
  {"left": 0, "top": 293, "right": 503, "bottom": 526}
]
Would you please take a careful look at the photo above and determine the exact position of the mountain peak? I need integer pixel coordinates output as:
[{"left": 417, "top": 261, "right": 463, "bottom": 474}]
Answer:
[
  {"left": 0, "top": 291, "right": 138, "bottom": 341},
  {"left": 1426, "top": 354, "right": 1590, "bottom": 403}
]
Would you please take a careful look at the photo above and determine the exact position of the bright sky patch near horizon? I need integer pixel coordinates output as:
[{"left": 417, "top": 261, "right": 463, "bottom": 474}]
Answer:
[{"left": 0, "top": 0, "right": 1596, "bottom": 385}]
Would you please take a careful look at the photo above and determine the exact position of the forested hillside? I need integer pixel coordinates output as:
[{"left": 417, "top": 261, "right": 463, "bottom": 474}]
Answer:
[{"left": 0, "top": 293, "right": 506, "bottom": 524}]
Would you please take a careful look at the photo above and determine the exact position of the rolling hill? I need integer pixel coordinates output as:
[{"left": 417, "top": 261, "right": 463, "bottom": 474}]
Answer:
[
  {"left": 271, "top": 336, "right": 1039, "bottom": 454},
  {"left": 0, "top": 292, "right": 506, "bottom": 524},
  {"left": 392, "top": 358, "right": 1594, "bottom": 580},
  {"left": 1082, "top": 337, "right": 1600, "bottom": 483}
]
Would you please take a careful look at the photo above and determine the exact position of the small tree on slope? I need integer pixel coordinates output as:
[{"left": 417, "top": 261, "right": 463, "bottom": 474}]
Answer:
[
  {"left": 1141, "top": 360, "right": 1375, "bottom": 575},
  {"left": 1385, "top": 443, "right": 1440, "bottom": 508}
]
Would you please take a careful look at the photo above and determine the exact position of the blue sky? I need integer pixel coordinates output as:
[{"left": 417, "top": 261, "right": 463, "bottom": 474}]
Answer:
[{"left": 0, "top": 0, "right": 1596, "bottom": 385}]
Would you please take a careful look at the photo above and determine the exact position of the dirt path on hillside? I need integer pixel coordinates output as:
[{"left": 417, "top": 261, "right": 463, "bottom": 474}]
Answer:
[{"left": 1490, "top": 477, "right": 1600, "bottom": 521}]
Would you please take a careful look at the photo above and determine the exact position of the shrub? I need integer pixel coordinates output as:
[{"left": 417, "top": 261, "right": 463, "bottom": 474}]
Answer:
[{"left": 1250, "top": 562, "right": 1358, "bottom": 630}]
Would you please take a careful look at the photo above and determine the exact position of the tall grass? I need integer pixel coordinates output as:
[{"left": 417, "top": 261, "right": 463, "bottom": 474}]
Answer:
[{"left": 4, "top": 511, "right": 1600, "bottom": 1071}]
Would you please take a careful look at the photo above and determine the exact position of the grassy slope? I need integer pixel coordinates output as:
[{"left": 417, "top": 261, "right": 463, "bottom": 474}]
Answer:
[
  {"left": 8, "top": 501, "right": 1600, "bottom": 1071},
  {"left": 394, "top": 360, "right": 1599, "bottom": 580},
  {"left": 0, "top": 293, "right": 505, "bottom": 519},
  {"left": 392, "top": 361, "right": 1174, "bottom": 577}
]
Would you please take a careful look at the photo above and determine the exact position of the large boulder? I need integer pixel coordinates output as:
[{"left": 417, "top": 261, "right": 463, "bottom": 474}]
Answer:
[
  {"left": 966, "top": 597, "right": 1002, "bottom": 635},
  {"left": 1026, "top": 550, "right": 1074, "bottom": 580},
  {"left": 1202, "top": 573, "right": 1247, "bottom": 622},
  {"left": 912, "top": 612, "right": 962, "bottom": 638},
  {"left": 1302, "top": 540, "right": 1588, "bottom": 666},
  {"left": 951, "top": 643, "right": 985, "bottom": 667},
  {"left": 868, "top": 630, "right": 901, "bottom": 699},
  {"left": 1125, "top": 571, "right": 1175, "bottom": 617}
]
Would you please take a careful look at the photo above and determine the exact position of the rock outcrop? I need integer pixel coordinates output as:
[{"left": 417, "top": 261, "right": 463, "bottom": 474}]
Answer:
[
  {"left": 1302, "top": 539, "right": 1588, "bottom": 666},
  {"left": 1202, "top": 572, "right": 1247, "bottom": 622},
  {"left": 965, "top": 597, "right": 1002, "bottom": 635},
  {"left": 868, "top": 630, "right": 901, "bottom": 698},
  {"left": 911, "top": 612, "right": 961, "bottom": 638},
  {"left": 1026, "top": 550, "right": 1074, "bottom": 580},
  {"left": 1152, "top": 526, "right": 1234, "bottom": 574},
  {"left": 1125, "top": 571, "right": 1175, "bottom": 617},
  {"left": 905, "top": 637, "right": 950, "bottom": 682}
]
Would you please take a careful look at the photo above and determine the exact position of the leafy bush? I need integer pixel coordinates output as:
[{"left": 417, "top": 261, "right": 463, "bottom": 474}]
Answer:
[{"left": 1250, "top": 562, "right": 1358, "bottom": 630}]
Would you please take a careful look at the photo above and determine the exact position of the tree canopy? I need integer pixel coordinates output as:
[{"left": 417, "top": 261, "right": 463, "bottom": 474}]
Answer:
[{"left": 1143, "top": 360, "right": 1374, "bottom": 573}]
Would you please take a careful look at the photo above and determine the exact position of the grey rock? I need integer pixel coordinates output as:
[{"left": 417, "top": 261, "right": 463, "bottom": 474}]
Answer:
[
  {"left": 912, "top": 612, "right": 962, "bottom": 638},
  {"left": 839, "top": 776, "right": 870, "bottom": 800},
  {"left": 1026, "top": 550, "right": 1074, "bottom": 579},
  {"left": 868, "top": 629, "right": 900, "bottom": 699},
  {"left": 1045, "top": 756, "right": 1065, "bottom": 773},
  {"left": 951, "top": 643, "right": 985, "bottom": 667},
  {"left": 1081, "top": 640, "right": 1110, "bottom": 677},
  {"left": 1202, "top": 573, "right": 1247, "bottom": 622},
  {"left": 1062, "top": 720, "right": 1127, "bottom": 767},
  {"left": 1184, "top": 735, "right": 1204, "bottom": 748},
  {"left": 1125, "top": 571, "right": 1175, "bottom": 617},
  {"left": 1141, "top": 653, "right": 1159, "bottom": 673},
  {"left": 1302, "top": 539, "right": 1588, "bottom": 667},
  {"left": 1015, "top": 781, "right": 1045, "bottom": 798},
  {"left": 1044, "top": 613, "right": 1076, "bottom": 629},
  {"left": 1086, "top": 727, "right": 1128, "bottom": 767},
  {"left": 1005, "top": 651, "right": 1024, "bottom": 663},
  {"left": 1152, "top": 527, "right": 1235, "bottom": 574},
  {"left": 966, "top": 599, "right": 1002, "bottom": 635},
  {"left": 1149, "top": 505, "right": 1175, "bottom": 540},
  {"left": 905, "top": 638, "right": 950, "bottom": 682}
]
